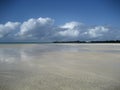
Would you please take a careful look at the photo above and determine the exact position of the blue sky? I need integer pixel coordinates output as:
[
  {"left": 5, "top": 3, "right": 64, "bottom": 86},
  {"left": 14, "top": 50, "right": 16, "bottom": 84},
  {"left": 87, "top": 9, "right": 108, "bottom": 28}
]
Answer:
[{"left": 0, "top": 0, "right": 120, "bottom": 42}]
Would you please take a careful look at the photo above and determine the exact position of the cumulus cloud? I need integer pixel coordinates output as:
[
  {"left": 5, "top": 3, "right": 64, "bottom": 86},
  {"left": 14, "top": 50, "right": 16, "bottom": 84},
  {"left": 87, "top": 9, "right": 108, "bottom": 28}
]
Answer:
[
  {"left": 0, "top": 22, "right": 20, "bottom": 38},
  {"left": 17, "top": 17, "right": 54, "bottom": 40},
  {"left": 84, "top": 26, "right": 109, "bottom": 38},
  {"left": 0, "top": 17, "right": 119, "bottom": 41},
  {"left": 58, "top": 22, "right": 81, "bottom": 37}
]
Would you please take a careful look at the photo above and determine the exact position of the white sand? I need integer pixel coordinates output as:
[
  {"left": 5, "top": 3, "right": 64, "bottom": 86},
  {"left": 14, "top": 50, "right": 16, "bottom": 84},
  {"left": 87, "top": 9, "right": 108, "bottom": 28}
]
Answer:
[{"left": 0, "top": 44, "right": 120, "bottom": 90}]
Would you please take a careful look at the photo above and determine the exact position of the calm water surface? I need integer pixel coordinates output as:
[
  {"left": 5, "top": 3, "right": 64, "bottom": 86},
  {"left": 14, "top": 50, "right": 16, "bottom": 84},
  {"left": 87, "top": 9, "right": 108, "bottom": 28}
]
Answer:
[{"left": 0, "top": 44, "right": 120, "bottom": 90}]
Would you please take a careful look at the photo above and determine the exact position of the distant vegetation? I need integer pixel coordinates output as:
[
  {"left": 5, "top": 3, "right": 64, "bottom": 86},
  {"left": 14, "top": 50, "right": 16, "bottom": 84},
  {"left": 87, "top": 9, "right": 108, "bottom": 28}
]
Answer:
[
  {"left": 0, "top": 40, "right": 120, "bottom": 44},
  {"left": 53, "top": 40, "right": 120, "bottom": 43}
]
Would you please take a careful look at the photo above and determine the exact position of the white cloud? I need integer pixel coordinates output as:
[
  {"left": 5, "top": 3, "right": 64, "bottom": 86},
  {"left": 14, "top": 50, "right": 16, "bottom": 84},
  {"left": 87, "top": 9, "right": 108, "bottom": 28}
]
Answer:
[
  {"left": 0, "top": 17, "right": 119, "bottom": 41},
  {"left": 58, "top": 22, "right": 82, "bottom": 37},
  {"left": 60, "top": 22, "right": 82, "bottom": 29},
  {"left": 0, "top": 22, "right": 20, "bottom": 38},
  {"left": 17, "top": 17, "right": 54, "bottom": 40},
  {"left": 58, "top": 30, "right": 79, "bottom": 37},
  {"left": 84, "top": 26, "right": 109, "bottom": 38}
]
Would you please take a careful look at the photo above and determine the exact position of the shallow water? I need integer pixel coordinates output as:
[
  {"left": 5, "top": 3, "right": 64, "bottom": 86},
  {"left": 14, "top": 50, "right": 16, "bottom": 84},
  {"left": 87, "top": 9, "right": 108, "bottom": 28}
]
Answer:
[{"left": 0, "top": 44, "right": 120, "bottom": 90}]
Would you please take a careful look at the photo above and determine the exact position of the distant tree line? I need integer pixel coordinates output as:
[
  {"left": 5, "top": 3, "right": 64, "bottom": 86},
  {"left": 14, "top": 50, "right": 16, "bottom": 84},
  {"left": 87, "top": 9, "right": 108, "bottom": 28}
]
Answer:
[
  {"left": 53, "top": 40, "right": 120, "bottom": 43},
  {"left": 0, "top": 40, "right": 120, "bottom": 44},
  {"left": 90, "top": 40, "right": 120, "bottom": 43}
]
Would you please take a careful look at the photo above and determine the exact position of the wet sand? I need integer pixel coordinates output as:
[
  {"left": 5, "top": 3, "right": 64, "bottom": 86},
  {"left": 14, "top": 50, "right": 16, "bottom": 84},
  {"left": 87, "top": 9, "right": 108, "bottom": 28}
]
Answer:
[{"left": 0, "top": 44, "right": 120, "bottom": 90}]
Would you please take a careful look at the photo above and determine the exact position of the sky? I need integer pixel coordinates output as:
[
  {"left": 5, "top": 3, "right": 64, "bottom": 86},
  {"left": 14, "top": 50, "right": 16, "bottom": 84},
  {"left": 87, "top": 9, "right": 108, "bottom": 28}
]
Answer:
[{"left": 0, "top": 0, "right": 120, "bottom": 42}]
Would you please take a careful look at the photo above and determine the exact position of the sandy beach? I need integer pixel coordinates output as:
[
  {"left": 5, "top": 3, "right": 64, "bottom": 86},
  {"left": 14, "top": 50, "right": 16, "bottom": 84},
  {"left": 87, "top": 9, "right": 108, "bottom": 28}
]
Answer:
[{"left": 0, "top": 44, "right": 120, "bottom": 90}]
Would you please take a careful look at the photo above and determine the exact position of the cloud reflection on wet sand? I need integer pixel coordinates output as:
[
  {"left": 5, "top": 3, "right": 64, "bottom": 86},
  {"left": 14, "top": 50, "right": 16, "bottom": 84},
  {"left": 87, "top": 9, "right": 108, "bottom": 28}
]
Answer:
[{"left": 0, "top": 44, "right": 120, "bottom": 90}]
